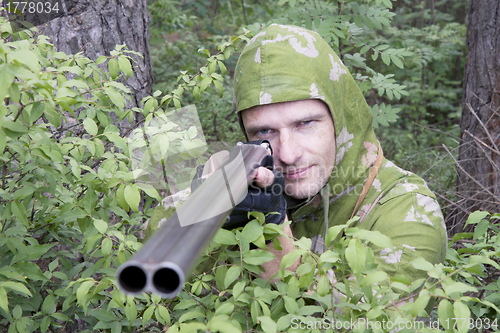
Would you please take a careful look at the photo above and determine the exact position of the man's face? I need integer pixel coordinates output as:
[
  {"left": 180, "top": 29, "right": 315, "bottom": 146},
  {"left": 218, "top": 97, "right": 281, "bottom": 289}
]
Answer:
[{"left": 241, "top": 99, "right": 336, "bottom": 199}]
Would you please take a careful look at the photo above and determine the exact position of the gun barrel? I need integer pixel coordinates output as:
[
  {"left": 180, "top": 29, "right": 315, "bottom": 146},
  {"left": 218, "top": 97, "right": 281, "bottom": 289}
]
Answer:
[{"left": 116, "top": 141, "right": 270, "bottom": 298}]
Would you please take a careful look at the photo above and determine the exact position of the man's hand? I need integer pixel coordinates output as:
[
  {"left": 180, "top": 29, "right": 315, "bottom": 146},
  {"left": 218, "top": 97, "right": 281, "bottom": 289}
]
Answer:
[
  {"left": 193, "top": 145, "right": 298, "bottom": 283},
  {"left": 193, "top": 141, "right": 287, "bottom": 229},
  {"left": 201, "top": 150, "right": 275, "bottom": 188},
  {"left": 253, "top": 166, "right": 275, "bottom": 188}
]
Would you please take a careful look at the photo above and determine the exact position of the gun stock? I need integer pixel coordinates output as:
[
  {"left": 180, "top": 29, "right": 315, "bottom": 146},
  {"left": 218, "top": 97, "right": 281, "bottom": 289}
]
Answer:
[{"left": 116, "top": 141, "right": 271, "bottom": 298}]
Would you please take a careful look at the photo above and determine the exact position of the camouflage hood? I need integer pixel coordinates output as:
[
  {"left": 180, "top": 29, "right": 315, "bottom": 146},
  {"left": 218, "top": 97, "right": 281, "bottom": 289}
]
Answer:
[
  {"left": 233, "top": 25, "right": 447, "bottom": 278},
  {"left": 233, "top": 24, "right": 381, "bottom": 224}
]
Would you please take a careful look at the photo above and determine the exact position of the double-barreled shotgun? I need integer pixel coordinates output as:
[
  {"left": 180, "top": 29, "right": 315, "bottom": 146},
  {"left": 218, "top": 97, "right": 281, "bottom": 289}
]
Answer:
[{"left": 116, "top": 140, "right": 272, "bottom": 298}]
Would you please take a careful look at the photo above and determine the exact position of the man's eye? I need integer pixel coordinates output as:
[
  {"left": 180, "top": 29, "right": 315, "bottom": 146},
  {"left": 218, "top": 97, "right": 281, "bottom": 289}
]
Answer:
[
  {"left": 300, "top": 120, "right": 313, "bottom": 126},
  {"left": 258, "top": 129, "right": 271, "bottom": 135}
]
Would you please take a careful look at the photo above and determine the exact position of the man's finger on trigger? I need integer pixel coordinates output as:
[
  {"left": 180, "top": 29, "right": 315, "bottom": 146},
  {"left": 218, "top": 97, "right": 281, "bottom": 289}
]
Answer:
[{"left": 254, "top": 167, "right": 274, "bottom": 187}]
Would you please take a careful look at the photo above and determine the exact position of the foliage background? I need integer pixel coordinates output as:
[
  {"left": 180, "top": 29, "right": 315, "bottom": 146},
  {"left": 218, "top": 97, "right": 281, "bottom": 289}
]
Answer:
[{"left": 1, "top": 0, "right": 499, "bottom": 332}]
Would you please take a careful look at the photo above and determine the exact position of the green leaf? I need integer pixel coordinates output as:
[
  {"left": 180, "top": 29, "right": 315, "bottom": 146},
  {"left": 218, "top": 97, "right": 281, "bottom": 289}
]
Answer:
[
  {"left": 287, "top": 276, "right": 299, "bottom": 298},
  {"left": 108, "top": 58, "right": 119, "bottom": 79},
  {"left": 438, "top": 299, "right": 454, "bottom": 333},
  {"left": 219, "top": 61, "right": 227, "bottom": 74},
  {"left": 13, "top": 185, "right": 36, "bottom": 201},
  {"left": 13, "top": 262, "right": 49, "bottom": 282},
  {"left": 473, "top": 218, "right": 490, "bottom": 239},
  {"left": 381, "top": 52, "right": 391, "bottom": 65},
  {"left": 102, "top": 238, "right": 112, "bottom": 255},
  {"left": 116, "top": 185, "right": 129, "bottom": 211},
  {"left": 215, "top": 302, "right": 234, "bottom": 315},
  {"left": 76, "top": 280, "right": 94, "bottom": 306},
  {"left": 111, "top": 321, "right": 121, "bottom": 333},
  {"left": 156, "top": 305, "right": 170, "bottom": 325},
  {"left": 125, "top": 298, "right": 137, "bottom": 325},
  {"left": 360, "top": 271, "right": 388, "bottom": 287},
  {"left": 351, "top": 229, "right": 392, "bottom": 248},
  {"left": 93, "top": 219, "right": 108, "bottom": 234},
  {"left": 411, "top": 290, "right": 430, "bottom": 317},
  {"left": 258, "top": 316, "right": 276, "bottom": 333},
  {"left": 208, "top": 316, "right": 240, "bottom": 333},
  {"left": 345, "top": 238, "right": 365, "bottom": 274},
  {"left": 124, "top": 185, "right": 140, "bottom": 213},
  {"left": 325, "top": 224, "right": 346, "bottom": 245},
  {"left": 9, "top": 49, "right": 41, "bottom": 73},
  {"left": 410, "top": 257, "right": 434, "bottom": 272},
  {"left": 317, "top": 275, "right": 330, "bottom": 297},
  {"left": 11, "top": 201, "right": 28, "bottom": 226},
  {"left": 224, "top": 265, "right": 240, "bottom": 288},
  {"left": 391, "top": 55, "right": 404, "bottom": 68},
  {"left": 453, "top": 301, "right": 470, "bottom": 333},
  {"left": 44, "top": 107, "right": 62, "bottom": 128},
  {"left": 13, "top": 304, "right": 22, "bottom": 319},
  {"left": 243, "top": 250, "right": 276, "bottom": 265},
  {"left": 200, "top": 77, "right": 211, "bottom": 92},
  {"left": 213, "top": 228, "right": 237, "bottom": 245},
  {"left": 0, "top": 287, "right": 8, "bottom": 312},
  {"left": 232, "top": 280, "right": 245, "bottom": 299},
  {"left": 294, "top": 237, "right": 311, "bottom": 250},
  {"left": 96, "top": 56, "right": 107, "bottom": 64},
  {"left": 136, "top": 183, "right": 161, "bottom": 201},
  {"left": 83, "top": 118, "right": 98, "bottom": 136},
  {"left": 283, "top": 296, "right": 299, "bottom": 314},
  {"left": 444, "top": 282, "right": 478, "bottom": 295},
  {"left": 142, "top": 306, "right": 155, "bottom": 328},
  {"left": 118, "top": 56, "right": 132, "bottom": 79},
  {"left": 40, "top": 316, "right": 50, "bottom": 333},
  {"left": 0, "top": 64, "right": 16, "bottom": 102},
  {"left": 242, "top": 220, "right": 263, "bottom": 243},
  {"left": 465, "top": 211, "right": 489, "bottom": 225},
  {"left": 0, "top": 130, "right": 5, "bottom": 154},
  {"left": 41, "top": 295, "right": 55, "bottom": 314},
  {"left": 360, "top": 45, "right": 371, "bottom": 54},
  {"left": 3, "top": 121, "right": 28, "bottom": 135},
  {"left": 29, "top": 102, "right": 45, "bottom": 123},
  {"left": 280, "top": 249, "right": 305, "bottom": 277},
  {"left": 214, "top": 80, "right": 224, "bottom": 98}
]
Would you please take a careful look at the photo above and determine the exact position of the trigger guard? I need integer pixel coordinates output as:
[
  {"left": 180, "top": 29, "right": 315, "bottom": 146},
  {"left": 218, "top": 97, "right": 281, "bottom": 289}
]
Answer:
[{"left": 260, "top": 155, "right": 274, "bottom": 170}]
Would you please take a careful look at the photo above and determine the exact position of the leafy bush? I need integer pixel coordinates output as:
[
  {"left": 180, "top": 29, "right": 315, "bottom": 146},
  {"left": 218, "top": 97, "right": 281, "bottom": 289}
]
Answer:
[{"left": 164, "top": 211, "right": 500, "bottom": 333}]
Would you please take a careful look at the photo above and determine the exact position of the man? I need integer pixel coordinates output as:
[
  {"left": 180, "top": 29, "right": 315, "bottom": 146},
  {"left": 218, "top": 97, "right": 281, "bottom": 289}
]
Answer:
[
  {"left": 150, "top": 24, "right": 447, "bottom": 283},
  {"left": 231, "top": 23, "right": 447, "bottom": 281}
]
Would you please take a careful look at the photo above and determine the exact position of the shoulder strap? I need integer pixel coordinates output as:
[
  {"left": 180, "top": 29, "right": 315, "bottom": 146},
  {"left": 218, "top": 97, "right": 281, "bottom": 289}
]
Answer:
[{"left": 350, "top": 141, "right": 384, "bottom": 220}]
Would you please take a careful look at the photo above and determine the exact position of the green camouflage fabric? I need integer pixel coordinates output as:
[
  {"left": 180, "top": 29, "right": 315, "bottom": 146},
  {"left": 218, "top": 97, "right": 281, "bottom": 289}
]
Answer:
[{"left": 233, "top": 24, "right": 447, "bottom": 281}]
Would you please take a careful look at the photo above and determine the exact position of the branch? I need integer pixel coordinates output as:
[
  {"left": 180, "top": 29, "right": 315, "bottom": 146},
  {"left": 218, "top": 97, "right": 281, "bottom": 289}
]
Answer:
[
  {"left": 442, "top": 144, "right": 498, "bottom": 199},
  {"left": 466, "top": 103, "right": 500, "bottom": 155},
  {"left": 464, "top": 130, "right": 500, "bottom": 173}
]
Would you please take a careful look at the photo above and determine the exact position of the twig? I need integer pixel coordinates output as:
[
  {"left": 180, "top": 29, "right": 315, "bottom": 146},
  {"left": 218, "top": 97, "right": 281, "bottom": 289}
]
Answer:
[
  {"left": 434, "top": 192, "right": 469, "bottom": 216},
  {"left": 464, "top": 130, "right": 500, "bottom": 173},
  {"left": 241, "top": 0, "right": 248, "bottom": 25},
  {"left": 442, "top": 144, "right": 498, "bottom": 199},
  {"left": 466, "top": 103, "right": 500, "bottom": 155}
]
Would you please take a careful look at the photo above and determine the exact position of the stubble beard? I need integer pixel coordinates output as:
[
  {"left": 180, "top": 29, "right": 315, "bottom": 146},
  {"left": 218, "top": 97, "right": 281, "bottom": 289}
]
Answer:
[{"left": 282, "top": 164, "right": 332, "bottom": 200}]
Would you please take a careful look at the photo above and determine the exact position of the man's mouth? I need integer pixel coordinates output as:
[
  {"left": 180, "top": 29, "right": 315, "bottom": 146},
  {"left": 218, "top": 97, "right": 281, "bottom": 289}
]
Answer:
[{"left": 283, "top": 166, "right": 312, "bottom": 179}]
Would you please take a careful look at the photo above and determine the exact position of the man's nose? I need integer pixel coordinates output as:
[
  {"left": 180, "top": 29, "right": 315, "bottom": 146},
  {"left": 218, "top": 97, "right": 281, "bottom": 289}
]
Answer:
[{"left": 276, "top": 131, "right": 300, "bottom": 166}]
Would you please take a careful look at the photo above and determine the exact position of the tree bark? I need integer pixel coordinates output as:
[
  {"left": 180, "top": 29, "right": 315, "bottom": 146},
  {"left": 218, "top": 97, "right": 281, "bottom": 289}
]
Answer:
[
  {"left": 37, "top": 0, "right": 153, "bottom": 110},
  {"left": 453, "top": 0, "right": 500, "bottom": 234}
]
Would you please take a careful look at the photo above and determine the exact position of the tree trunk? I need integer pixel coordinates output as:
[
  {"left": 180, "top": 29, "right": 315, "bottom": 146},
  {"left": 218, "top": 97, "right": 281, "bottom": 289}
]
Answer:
[
  {"left": 453, "top": 0, "right": 500, "bottom": 234},
  {"left": 37, "top": 0, "right": 153, "bottom": 110}
]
